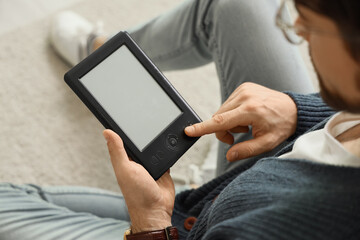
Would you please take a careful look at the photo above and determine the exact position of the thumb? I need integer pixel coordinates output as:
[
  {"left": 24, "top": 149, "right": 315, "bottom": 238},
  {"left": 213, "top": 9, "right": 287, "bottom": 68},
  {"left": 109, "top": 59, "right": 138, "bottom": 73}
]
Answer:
[
  {"left": 103, "top": 129, "right": 130, "bottom": 169},
  {"left": 226, "top": 134, "right": 275, "bottom": 161}
]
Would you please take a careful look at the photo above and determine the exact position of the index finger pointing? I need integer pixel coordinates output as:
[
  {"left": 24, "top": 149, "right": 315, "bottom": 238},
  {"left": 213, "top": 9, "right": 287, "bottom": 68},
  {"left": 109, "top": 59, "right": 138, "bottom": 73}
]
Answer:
[{"left": 185, "top": 109, "right": 242, "bottom": 137}]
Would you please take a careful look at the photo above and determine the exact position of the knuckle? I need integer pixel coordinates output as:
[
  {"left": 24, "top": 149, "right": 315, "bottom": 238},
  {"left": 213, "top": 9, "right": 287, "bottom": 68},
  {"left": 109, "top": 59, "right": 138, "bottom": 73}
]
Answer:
[
  {"left": 243, "top": 144, "right": 256, "bottom": 157},
  {"left": 238, "top": 90, "right": 253, "bottom": 101},
  {"left": 243, "top": 101, "right": 264, "bottom": 113},
  {"left": 216, "top": 131, "right": 227, "bottom": 140},
  {"left": 240, "top": 82, "right": 255, "bottom": 92},
  {"left": 265, "top": 134, "right": 280, "bottom": 148},
  {"left": 108, "top": 141, "right": 125, "bottom": 158},
  {"left": 193, "top": 122, "right": 205, "bottom": 133},
  {"left": 115, "top": 141, "right": 125, "bottom": 151},
  {"left": 243, "top": 103, "right": 256, "bottom": 112},
  {"left": 108, "top": 147, "right": 115, "bottom": 157},
  {"left": 212, "top": 114, "right": 226, "bottom": 125},
  {"left": 116, "top": 144, "right": 126, "bottom": 153},
  {"left": 241, "top": 82, "right": 252, "bottom": 88}
]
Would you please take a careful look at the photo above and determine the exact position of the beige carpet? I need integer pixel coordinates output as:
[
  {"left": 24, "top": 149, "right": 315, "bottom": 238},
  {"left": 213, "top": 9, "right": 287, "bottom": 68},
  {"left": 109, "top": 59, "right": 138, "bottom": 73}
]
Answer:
[{"left": 0, "top": 0, "right": 221, "bottom": 192}]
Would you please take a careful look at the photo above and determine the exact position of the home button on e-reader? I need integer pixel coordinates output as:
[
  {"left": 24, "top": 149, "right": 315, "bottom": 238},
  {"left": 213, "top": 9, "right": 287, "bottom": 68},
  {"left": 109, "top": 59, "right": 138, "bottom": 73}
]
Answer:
[
  {"left": 156, "top": 151, "right": 165, "bottom": 160},
  {"left": 166, "top": 134, "right": 179, "bottom": 151},
  {"left": 151, "top": 156, "right": 160, "bottom": 165}
]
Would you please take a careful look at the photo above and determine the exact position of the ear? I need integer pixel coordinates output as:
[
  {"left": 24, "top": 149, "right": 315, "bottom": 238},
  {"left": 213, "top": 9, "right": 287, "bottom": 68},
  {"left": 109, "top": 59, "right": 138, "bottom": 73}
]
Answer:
[{"left": 294, "top": 18, "right": 310, "bottom": 42}]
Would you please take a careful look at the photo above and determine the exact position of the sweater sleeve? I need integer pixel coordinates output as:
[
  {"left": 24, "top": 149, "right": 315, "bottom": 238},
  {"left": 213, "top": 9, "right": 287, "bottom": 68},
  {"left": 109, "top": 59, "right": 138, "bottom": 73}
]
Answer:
[{"left": 285, "top": 92, "right": 336, "bottom": 139}]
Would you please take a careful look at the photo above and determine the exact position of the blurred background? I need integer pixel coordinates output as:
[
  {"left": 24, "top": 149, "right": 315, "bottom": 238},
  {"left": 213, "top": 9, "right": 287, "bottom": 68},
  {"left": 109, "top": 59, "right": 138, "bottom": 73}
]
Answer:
[{"left": 0, "top": 0, "right": 316, "bottom": 192}]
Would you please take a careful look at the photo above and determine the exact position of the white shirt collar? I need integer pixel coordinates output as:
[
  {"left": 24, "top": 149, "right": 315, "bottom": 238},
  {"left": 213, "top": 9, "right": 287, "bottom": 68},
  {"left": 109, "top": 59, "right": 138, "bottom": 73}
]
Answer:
[{"left": 280, "top": 112, "right": 360, "bottom": 167}]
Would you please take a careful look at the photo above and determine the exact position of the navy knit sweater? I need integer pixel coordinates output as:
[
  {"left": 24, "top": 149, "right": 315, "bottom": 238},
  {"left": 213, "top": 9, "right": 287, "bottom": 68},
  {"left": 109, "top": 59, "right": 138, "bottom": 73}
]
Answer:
[{"left": 172, "top": 93, "right": 360, "bottom": 240}]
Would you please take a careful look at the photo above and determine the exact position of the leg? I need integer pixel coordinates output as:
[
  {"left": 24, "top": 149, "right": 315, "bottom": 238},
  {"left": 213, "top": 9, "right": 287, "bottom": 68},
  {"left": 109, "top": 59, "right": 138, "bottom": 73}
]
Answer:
[
  {"left": 52, "top": 0, "right": 314, "bottom": 176},
  {"left": 202, "top": 0, "right": 315, "bottom": 175},
  {"left": 129, "top": 0, "right": 314, "bottom": 175},
  {"left": 203, "top": 0, "right": 314, "bottom": 175},
  {"left": 128, "top": 0, "right": 212, "bottom": 71},
  {"left": 53, "top": 0, "right": 313, "bottom": 94},
  {"left": 129, "top": 0, "right": 313, "bottom": 94},
  {"left": 0, "top": 183, "right": 130, "bottom": 240},
  {"left": 35, "top": 185, "right": 130, "bottom": 221}
]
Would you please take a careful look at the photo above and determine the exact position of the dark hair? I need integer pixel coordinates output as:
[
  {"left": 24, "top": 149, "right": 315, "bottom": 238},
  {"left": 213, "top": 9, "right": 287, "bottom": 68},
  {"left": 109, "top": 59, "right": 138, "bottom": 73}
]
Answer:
[{"left": 295, "top": 0, "right": 360, "bottom": 61}]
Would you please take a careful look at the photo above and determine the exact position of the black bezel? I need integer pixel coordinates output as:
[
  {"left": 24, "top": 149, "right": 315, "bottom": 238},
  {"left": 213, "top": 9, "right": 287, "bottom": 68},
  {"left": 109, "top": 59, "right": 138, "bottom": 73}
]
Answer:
[{"left": 64, "top": 31, "right": 201, "bottom": 180}]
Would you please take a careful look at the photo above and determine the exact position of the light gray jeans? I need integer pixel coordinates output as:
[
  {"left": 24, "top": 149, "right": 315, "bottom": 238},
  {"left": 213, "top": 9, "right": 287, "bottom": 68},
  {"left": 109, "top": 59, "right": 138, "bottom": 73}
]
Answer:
[{"left": 0, "top": 0, "right": 314, "bottom": 239}]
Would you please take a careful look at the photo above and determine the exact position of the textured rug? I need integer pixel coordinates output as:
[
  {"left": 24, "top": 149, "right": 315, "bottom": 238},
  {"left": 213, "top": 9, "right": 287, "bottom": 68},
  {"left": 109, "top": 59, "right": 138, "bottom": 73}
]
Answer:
[{"left": 0, "top": 0, "right": 221, "bottom": 192}]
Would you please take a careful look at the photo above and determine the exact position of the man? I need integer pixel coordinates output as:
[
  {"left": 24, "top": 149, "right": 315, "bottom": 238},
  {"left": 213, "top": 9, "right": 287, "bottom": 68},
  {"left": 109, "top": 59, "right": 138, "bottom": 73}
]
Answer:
[
  {"left": 103, "top": 0, "right": 360, "bottom": 239},
  {"left": 1, "top": 0, "right": 359, "bottom": 239}
]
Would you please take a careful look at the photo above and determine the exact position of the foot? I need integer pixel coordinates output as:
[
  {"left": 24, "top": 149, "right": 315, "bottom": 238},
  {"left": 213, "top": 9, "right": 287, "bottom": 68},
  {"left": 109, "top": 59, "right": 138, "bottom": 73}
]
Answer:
[{"left": 50, "top": 11, "right": 105, "bottom": 66}]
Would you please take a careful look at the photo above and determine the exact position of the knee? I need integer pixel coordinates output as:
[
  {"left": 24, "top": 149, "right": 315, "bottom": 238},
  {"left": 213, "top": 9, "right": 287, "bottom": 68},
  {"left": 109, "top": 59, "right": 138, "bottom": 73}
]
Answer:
[
  {"left": 212, "top": 0, "right": 253, "bottom": 16},
  {"left": 200, "top": 0, "right": 256, "bottom": 34},
  {"left": 0, "top": 183, "right": 41, "bottom": 200},
  {"left": 199, "top": 0, "right": 280, "bottom": 41},
  {"left": 209, "top": 0, "right": 279, "bottom": 21}
]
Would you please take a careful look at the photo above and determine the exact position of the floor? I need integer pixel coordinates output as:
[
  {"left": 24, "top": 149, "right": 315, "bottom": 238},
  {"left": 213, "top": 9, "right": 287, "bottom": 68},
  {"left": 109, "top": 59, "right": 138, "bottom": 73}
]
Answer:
[{"left": 0, "top": 0, "right": 220, "bottom": 191}]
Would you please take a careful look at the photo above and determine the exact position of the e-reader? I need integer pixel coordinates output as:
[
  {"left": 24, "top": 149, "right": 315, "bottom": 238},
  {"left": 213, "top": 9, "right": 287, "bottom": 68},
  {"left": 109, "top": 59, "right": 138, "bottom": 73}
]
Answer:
[{"left": 64, "top": 31, "right": 201, "bottom": 180}]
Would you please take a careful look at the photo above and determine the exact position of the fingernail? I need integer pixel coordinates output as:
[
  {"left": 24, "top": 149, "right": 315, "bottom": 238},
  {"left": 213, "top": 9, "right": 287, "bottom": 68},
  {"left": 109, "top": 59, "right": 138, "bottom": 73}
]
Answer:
[
  {"left": 185, "top": 126, "right": 194, "bottom": 134},
  {"left": 230, "top": 152, "right": 238, "bottom": 161}
]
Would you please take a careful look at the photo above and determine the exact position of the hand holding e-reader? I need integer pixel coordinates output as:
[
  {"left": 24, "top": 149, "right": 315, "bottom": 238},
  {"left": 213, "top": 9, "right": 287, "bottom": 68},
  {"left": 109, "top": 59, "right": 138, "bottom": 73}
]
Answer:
[{"left": 64, "top": 31, "right": 201, "bottom": 180}]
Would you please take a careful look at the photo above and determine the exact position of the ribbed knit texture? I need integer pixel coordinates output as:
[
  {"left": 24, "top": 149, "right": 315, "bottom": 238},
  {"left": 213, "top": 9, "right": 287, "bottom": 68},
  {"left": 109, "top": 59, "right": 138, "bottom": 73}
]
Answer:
[
  {"left": 171, "top": 93, "right": 360, "bottom": 239},
  {"left": 285, "top": 92, "right": 336, "bottom": 139}
]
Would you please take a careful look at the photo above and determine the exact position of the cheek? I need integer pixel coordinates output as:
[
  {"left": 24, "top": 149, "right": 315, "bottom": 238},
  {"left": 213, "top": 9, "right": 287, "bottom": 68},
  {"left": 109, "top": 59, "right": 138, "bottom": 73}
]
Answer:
[
  {"left": 310, "top": 36, "right": 356, "bottom": 93},
  {"left": 310, "top": 37, "right": 337, "bottom": 89}
]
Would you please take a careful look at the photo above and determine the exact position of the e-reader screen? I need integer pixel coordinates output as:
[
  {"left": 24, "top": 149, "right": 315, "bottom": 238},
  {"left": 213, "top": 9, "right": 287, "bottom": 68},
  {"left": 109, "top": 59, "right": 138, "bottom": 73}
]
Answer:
[{"left": 79, "top": 45, "right": 182, "bottom": 151}]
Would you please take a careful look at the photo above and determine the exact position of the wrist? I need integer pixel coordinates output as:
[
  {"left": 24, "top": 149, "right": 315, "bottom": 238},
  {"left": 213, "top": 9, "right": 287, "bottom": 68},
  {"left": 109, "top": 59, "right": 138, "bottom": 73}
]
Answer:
[{"left": 129, "top": 210, "right": 172, "bottom": 233}]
